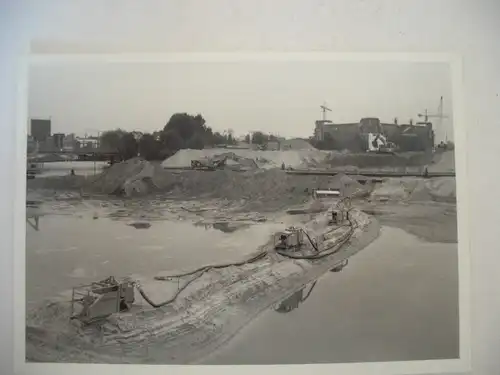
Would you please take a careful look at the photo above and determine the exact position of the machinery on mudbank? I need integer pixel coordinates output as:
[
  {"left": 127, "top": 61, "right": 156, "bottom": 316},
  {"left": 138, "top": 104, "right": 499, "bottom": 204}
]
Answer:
[
  {"left": 70, "top": 276, "right": 135, "bottom": 324},
  {"left": 65, "top": 198, "right": 356, "bottom": 326},
  {"left": 191, "top": 156, "right": 227, "bottom": 170},
  {"left": 274, "top": 227, "right": 305, "bottom": 251}
]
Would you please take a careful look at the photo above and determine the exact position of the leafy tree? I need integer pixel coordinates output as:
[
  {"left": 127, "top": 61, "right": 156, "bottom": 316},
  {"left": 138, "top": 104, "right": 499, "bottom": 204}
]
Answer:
[
  {"left": 138, "top": 133, "right": 163, "bottom": 160},
  {"left": 186, "top": 133, "right": 205, "bottom": 150},
  {"left": 100, "top": 129, "right": 139, "bottom": 160},
  {"left": 251, "top": 131, "right": 268, "bottom": 145},
  {"left": 164, "top": 113, "right": 207, "bottom": 142},
  {"left": 100, "top": 129, "right": 126, "bottom": 151},
  {"left": 119, "top": 132, "right": 139, "bottom": 160},
  {"left": 161, "top": 130, "right": 184, "bottom": 151},
  {"left": 268, "top": 134, "right": 278, "bottom": 141}
]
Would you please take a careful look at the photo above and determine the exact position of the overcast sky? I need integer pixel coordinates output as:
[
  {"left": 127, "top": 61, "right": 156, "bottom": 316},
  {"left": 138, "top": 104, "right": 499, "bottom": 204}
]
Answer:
[{"left": 29, "top": 60, "right": 453, "bottom": 142}]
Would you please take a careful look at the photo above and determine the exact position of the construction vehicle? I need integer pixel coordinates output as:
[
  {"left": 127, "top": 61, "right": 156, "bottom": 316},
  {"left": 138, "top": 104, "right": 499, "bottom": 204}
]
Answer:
[
  {"left": 190, "top": 156, "right": 227, "bottom": 170},
  {"left": 329, "top": 208, "right": 348, "bottom": 225},
  {"left": 70, "top": 276, "right": 135, "bottom": 324},
  {"left": 274, "top": 227, "right": 304, "bottom": 251}
]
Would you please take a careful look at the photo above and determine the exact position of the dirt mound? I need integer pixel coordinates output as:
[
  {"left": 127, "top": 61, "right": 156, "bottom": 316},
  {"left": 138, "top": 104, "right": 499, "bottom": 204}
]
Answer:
[
  {"left": 161, "top": 170, "right": 372, "bottom": 212},
  {"left": 424, "top": 178, "right": 457, "bottom": 202},
  {"left": 162, "top": 148, "right": 329, "bottom": 170},
  {"left": 86, "top": 158, "right": 157, "bottom": 196},
  {"left": 281, "top": 138, "right": 317, "bottom": 150}
]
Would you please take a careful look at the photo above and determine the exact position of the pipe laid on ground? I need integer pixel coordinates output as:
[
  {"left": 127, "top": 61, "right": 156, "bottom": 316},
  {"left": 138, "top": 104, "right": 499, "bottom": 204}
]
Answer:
[{"left": 137, "top": 196, "right": 358, "bottom": 308}]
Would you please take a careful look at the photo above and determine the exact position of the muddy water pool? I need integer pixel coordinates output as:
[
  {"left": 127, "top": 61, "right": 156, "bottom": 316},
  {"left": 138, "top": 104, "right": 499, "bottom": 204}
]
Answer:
[
  {"left": 203, "top": 227, "right": 459, "bottom": 364},
  {"left": 26, "top": 212, "right": 286, "bottom": 307}
]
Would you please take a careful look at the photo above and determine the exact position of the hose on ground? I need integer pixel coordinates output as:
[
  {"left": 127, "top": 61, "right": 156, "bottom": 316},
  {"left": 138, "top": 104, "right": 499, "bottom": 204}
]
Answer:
[
  {"left": 154, "top": 251, "right": 268, "bottom": 280},
  {"left": 135, "top": 251, "right": 269, "bottom": 308},
  {"left": 275, "top": 195, "right": 357, "bottom": 260},
  {"left": 137, "top": 193, "right": 359, "bottom": 308},
  {"left": 301, "top": 281, "right": 317, "bottom": 302}
]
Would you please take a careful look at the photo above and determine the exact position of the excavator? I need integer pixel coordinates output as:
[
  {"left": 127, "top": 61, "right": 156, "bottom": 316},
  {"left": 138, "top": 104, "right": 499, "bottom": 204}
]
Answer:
[{"left": 191, "top": 156, "right": 227, "bottom": 170}]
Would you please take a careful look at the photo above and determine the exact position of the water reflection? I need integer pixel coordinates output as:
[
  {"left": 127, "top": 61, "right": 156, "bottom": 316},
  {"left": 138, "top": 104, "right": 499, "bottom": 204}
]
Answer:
[
  {"left": 274, "top": 281, "right": 317, "bottom": 313},
  {"left": 128, "top": 222, "right": 152, "bottom": 229},
  {"left": 273, "top": 259, "right": 349, "bottom": 313},
  {"left": 194, "top": 221, "right": 250, "bottom": 233},
  {"left": 26, "top": 215, "right": 40, "bottom": 231}
]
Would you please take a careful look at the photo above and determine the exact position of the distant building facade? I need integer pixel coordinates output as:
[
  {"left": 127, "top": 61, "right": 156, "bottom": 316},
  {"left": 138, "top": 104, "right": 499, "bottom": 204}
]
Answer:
[
  {"left": 52, "top": 133, "right": 65, "bottom": 150},
  {"left": 75, "top": 137, "right": 99, "bottom": 150},
  {"left": 314, "top": 117, "right": 434, "bottom": 152},
  {"left": 30, "top": 118, "right": 51, "bottom": 142},
  {"left": 63, "top": 133, "right": 77, "bottom": 151},
  {"left": 27, "top": 136, "right": 37, "bottom": 154}
]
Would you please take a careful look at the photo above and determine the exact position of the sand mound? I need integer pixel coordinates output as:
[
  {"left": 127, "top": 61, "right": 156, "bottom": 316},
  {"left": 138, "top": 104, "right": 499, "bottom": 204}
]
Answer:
[
  {"left": 88, "top": 158, "right": 157, "bottom": 196},
  {"left": 371, "top": 178, "right": 420, "bottom": 200},
  {"left": 424, "top": 177, "right": 457, "bottom": 202},
  {"left": 162, "top": 148, "right": 329, "bottom": 170},
  {"left": 281, "top": 138, "right": 317, "bottom": 150}
]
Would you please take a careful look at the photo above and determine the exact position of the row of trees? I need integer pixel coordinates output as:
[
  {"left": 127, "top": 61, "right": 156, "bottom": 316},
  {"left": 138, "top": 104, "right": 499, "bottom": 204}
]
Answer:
[
  {"left": 244, "top": 131, "right": 279, "bottom": 145},
  {"left": 99, "top": 113, "right": 276, "bottom": 161}
]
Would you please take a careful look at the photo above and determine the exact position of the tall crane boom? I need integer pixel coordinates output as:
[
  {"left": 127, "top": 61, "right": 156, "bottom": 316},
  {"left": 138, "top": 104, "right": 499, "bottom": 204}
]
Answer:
[
  {"left": 320, "top": 102, "right": 332, "bottom": 121},
  {"left": 417, "top": 96, "right": 449, "bottom": 141}
]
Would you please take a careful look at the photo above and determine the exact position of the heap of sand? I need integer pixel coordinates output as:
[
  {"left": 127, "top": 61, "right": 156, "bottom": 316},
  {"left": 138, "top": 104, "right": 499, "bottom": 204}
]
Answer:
[{"left": 161, "top": 148, "right": 330, "bottom": 170}]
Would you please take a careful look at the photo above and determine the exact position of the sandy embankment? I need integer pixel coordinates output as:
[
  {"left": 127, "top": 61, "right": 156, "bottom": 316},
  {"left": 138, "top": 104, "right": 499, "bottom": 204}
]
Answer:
[
  {"left": 25, "top": 151, "right": 457, "bottom": 244},
  {"left": 25, "top": 150, "right": 457, "bottom": 363},
  {"left": 26, "top": 209, "right": 380, "bottom": 364}
]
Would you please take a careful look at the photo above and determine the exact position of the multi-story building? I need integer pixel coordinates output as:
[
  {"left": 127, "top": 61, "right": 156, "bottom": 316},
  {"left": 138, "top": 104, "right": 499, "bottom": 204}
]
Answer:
[
  {"left": 75, "top": 137, "right": 99, "bottom": 150},
  {"left": 30, "top": 118, "right": 51, "bottom": 142},
  {"left": 314, "top": 117, "right": 434, "bottom": 152},
  {"left": 52, "top": 133, "right": 65, "bottom": 150}
]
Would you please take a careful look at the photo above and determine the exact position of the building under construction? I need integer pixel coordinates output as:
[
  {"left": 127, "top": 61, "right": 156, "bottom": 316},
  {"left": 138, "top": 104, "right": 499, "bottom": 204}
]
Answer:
[
  {"left": 313, "top": 97, "right": 447, "bottom": 152},
  {"left": 314, "top": 117, "right": 435, "bottom": 152}
]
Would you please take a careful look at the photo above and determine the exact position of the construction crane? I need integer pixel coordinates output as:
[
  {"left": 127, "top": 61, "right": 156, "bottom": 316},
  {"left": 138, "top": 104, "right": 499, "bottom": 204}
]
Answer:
[
  {"left": 418, "top": 96, "right": 450, "bottom": 141},
  {"left": 320, "top": 102, "right": 332, "bottom": 121}
]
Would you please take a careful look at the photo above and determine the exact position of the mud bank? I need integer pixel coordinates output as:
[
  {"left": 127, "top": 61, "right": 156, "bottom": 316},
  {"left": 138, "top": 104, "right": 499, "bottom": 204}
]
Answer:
[
  {"left": 26, "top": 209, "right": 380, "bottom": 364},
  {"left": 324, "top": 151, "right": 433, "bottom": 169},
  {"left": 27, "top": 166, "right": 372, "bottom": 212},
  {"left": 359, "top": 202, "right": 457, "bottom": 243}
]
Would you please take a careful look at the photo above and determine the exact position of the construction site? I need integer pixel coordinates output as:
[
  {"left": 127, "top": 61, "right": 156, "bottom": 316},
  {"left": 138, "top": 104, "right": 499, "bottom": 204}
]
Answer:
[{"left": 24, "top": 136, "right": 458, "bottom": 364}]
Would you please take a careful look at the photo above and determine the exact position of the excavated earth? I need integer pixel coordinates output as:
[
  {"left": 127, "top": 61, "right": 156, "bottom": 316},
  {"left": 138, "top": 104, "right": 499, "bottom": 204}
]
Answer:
[
  {"left": 25, "top": 152, "right": 457, "bottom": 363},
  {"left": 26, "top": 209, "right": 379, "bottom": 364}
]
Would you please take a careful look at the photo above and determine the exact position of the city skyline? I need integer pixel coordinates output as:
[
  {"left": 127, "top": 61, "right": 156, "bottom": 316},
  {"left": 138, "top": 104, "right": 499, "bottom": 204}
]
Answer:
[{"left": 29, "top": 61, "right": 453, "bottom": 142}]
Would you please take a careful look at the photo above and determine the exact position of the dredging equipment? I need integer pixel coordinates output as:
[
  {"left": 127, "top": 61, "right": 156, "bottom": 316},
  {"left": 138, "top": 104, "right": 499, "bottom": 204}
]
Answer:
[
  {"left": 70, "top": 276, "right": 135, "bottom": 324},
  {"left": 273, "top": 227, "right": 304, "bottom": 251},
  {"left": 67, "top": 197, "right": 357, "bottom": 325}
]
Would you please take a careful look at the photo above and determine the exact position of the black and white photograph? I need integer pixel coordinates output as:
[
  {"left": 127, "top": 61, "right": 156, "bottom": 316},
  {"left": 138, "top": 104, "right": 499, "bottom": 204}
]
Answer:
[{"left": 24, "top": 57, "right": 461, "bottom": 366}]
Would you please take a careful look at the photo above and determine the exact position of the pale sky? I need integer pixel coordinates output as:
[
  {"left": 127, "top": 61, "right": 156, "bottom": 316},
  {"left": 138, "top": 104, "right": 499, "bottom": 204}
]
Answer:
[{"left": 29, "top": 61, "right": 453, "bottom": 142}]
